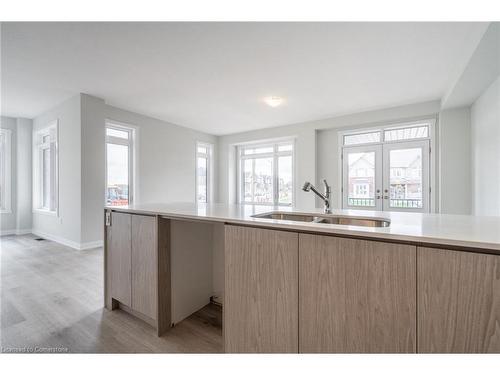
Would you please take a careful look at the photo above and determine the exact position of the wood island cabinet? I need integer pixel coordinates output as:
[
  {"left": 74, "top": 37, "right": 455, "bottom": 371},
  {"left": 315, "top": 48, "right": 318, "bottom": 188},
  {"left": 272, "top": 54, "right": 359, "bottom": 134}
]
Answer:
[
  {"left": 224, "top": 225, "right": 299, "bottom": 353},
  {"left": 299, "top": 234, "right": 416, "bottom": 353},
  {"left": 104, "top": 211, "right": 500, "bottom": 352},
  {"left": 106, "top": 211, "right": 132, "bottom": 307},
  {"left": 105, "top": 210, "right": 170, "bottom": 336},
  {"left": 417, "top": 247, "right": 500, "bottom": 353}
]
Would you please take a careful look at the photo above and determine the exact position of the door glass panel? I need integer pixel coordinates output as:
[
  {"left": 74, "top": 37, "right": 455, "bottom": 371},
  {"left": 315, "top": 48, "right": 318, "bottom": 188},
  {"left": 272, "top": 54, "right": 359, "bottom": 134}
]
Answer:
[
  {"left": 106, "top": 143, "right": 129, "bottom": 206},
  {"left": 278, "top": 155, "right": 292, "bottom": 204},
  {"left": 389, "top": 148, "right": 423, "bottom": 209},
  {"left": 347, "top": 151, "right": 376, "bottom": 207}
]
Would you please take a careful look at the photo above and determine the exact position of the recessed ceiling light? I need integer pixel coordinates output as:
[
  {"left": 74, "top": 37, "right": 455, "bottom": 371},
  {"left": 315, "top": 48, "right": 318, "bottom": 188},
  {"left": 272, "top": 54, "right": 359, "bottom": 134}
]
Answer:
[{"left": 263, "top": 96, "right": 284, "bottom": 108}]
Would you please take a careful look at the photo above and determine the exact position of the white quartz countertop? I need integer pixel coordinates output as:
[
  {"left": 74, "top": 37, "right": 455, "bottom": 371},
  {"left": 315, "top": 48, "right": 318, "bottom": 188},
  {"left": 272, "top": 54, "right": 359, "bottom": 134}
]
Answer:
[{"left": 106, "top": 203, "right": 500, "bottom": 252}]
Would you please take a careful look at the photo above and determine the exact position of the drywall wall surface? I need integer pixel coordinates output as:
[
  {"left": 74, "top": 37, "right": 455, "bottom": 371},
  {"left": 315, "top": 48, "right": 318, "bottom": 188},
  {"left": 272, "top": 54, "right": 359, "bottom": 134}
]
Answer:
[
  {"left": 15, "top": 118, "right": 33, "bottom": 231},
  {"left": 32, "top": 94, "right": 82, "bottom": 245},
  {"left": 471, "top": 75, "right": 500, "bottom": 216},
  {"left": 0, "top": 116, "right": 17, "bottom": 233},
  {"left": 104, "top": 104, "right": 218, "bottom": 205},
  {"left": 80, "top": 94, "right": 106, "bottom": 245},
  {"left": 438, "top": 107, "right": 472, "bottom": 214},
  {"left": 443, "top": 22, "right": 500, "bottom": 109}
]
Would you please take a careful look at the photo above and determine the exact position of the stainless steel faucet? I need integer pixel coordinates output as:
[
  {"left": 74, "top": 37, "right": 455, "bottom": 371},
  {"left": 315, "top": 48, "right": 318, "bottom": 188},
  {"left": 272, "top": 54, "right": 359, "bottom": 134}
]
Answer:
[{"left": 302, "top": 179, "right": 332, "bottom": 214}]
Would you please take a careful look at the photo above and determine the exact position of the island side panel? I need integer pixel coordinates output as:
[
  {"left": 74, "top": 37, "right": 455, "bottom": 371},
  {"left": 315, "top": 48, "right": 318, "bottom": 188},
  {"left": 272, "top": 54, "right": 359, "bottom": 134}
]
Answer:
[
  {"left": 131, "top": 214, "right": 158, "bottom": 320},
  {"left": 107, "top": 211, "right": 132, "bottom": 307},
  {"left": 157, "top": 217, "right": 172, "bottom": 335}
]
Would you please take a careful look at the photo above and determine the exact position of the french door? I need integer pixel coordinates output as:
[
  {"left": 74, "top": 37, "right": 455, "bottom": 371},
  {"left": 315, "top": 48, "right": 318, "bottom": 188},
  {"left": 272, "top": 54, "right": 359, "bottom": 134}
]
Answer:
[{"left": 342, "top": 140, "right": 430, "bottom": 213}]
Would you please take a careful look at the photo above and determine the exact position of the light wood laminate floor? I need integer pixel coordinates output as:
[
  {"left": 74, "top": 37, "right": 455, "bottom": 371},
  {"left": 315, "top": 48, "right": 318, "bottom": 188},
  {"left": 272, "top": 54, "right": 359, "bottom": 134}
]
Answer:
[{"left": 0, "top": 234, "right": 222, "bottom": 353}]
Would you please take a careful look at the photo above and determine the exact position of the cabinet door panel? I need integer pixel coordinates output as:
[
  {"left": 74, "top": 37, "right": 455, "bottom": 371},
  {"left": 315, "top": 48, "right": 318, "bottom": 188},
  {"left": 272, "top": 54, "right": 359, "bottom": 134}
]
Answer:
[
  {"left": 418, "top": 247, "right": 500, "bottom": 353},
  {"left": 108, "top": 212, "right": 132, "bottom": 306},
  {"left": 132, "top": 215, "right": 157, "bottom": 320},
  {"left": 224, "top": 225, "right": 298, "bottom": 353},
  {"left": 299, "top": 234, "right": 416, "bottom": 353}
]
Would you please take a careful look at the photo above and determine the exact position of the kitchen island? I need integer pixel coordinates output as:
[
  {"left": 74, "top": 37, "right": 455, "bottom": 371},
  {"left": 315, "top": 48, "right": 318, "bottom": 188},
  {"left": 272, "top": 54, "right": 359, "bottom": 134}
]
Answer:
[{"left": 104, "top": 203, "right": 500, "bottom": 353}]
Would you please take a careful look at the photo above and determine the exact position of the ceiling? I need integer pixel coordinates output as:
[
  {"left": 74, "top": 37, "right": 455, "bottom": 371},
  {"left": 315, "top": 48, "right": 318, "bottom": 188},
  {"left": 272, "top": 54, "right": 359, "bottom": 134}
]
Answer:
[{"left": 1, "top": 22, "right": 488, "bottom": 135}]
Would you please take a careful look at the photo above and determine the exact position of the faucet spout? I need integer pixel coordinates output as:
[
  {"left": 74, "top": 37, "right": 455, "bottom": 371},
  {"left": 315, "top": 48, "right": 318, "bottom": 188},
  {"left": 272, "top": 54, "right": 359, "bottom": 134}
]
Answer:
[{"left": 302, "top": 180, "right": 332, "bottom": 214}]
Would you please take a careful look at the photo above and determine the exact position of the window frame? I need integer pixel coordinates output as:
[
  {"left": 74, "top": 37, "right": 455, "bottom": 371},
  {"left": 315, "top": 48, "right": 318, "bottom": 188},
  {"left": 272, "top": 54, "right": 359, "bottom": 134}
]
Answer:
[
  {"left": 33, "top": 120, "right": 59, "bottom": 216},
  {"left": 341, "top": 121, "right": 433, "bottom": 147},
  {"left": 237, "top": 139, "right": 295, "bottom": 206},
  {"left": 338, "top": 118, "right": 436, "bottom": 212},
  {"left": 105, "top": 120, "right": 137, "bottom": 206},
  {"left": 0, "top": 128, "right": 12, "bottom": 213},
  {"left": 195, "top": 141, "right": 214, "bottom": 204}
]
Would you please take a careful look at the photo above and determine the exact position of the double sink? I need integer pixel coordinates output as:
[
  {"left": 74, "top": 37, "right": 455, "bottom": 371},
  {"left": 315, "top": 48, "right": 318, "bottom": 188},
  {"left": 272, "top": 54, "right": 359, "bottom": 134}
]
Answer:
[{"left": 252, "top": 212, "right": 390, "bottom": 228}]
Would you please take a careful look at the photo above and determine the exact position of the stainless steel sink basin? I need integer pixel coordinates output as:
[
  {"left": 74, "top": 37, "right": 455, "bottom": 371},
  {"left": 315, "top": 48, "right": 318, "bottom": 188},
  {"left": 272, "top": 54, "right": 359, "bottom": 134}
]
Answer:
[{"left": 252, "top": 212, "right": 390, "bottom": 227}]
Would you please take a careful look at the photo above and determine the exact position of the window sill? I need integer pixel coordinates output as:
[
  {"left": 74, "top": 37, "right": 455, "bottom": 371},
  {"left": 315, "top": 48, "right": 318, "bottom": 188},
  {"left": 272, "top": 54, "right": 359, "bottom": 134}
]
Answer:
[
  {"left": 33, "top": 208, "right": 58, "bottom": 217},
  {"left": 0, "top": 209, "right": 13, "bottom": 214}
]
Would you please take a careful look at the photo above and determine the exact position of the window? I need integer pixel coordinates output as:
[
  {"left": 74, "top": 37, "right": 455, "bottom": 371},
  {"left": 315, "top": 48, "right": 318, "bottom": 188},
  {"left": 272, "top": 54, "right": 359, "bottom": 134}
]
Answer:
[
  {"left": 238, "top": 140, "right": 294, "bottom": 206},
  {"left": 384, "top": 125, "right": 428, "bottom": 142},
  {"left": 33, "top": 121, "right": 58, "bottom": 214},
  {"left": 0, "top": 128, "right": 12, "bottom": 213},
  {"left": 106, "top": 121, "right": 135, "bottom": 206},
  {"left": 343, "top": 131, "right": 381, "bottom": 146},
  {"left": 341, "top": 120, "right": 433, "bottom": 213},
  {"left": 196, "top": 142, "right": 213, "bottom": 203},
  {"left": 342, "top": 124, "right": 430, "bottom": 147}
]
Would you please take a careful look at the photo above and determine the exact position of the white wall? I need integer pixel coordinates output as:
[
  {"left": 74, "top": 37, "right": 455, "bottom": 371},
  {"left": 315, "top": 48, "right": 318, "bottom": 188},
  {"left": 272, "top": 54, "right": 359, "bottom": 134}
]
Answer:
[
  {"left": 218, "top": 100, "right": 445, "bottom": 210},
  {"left": 471, "top": 75, "right": 500, "bottom": 216},
  {"left": 28, "top": 93, "right": 218, "bottom": 248},
  {"left": 32, "top": 95, "right": 82, "bottom": 246},
  {"left": 0, "top": 116, "right": 32, "bottom": 235},
  {"left": 0, "top": 116, "right": 17, "bottom": 233},
  {"left": 15, "top": 118, "right": 33, "bottom": 232},
  {"left": 104, "top": 104, "right": 218, "bottom": 205},
  {"left": 81, "top": 94, "right": 106, "bottom": 245},
  {"left": 438, "top": 107, "right": 472, "bottom": 214}
]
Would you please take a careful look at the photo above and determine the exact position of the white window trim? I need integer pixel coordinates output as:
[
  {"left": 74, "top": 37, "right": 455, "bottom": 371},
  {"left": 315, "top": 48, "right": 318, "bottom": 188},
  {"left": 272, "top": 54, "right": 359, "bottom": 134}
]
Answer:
[
  {"left": 0, "top": 128, "right": 12, "bottom": 213},
  {"left": 195, "top": 142, "right": 214, "bottom": 204},
  {"left": 33, "top": 120, "right": 59, "bottom": 216},
  {"left": 105, "top": 119, "right": 138, "bottom": 206},
  {"left": 337, "top": 118, "right": 437, "bottom": 212},
  {"left": 236, "top": 138, "right": 295, "bottom": 206}
]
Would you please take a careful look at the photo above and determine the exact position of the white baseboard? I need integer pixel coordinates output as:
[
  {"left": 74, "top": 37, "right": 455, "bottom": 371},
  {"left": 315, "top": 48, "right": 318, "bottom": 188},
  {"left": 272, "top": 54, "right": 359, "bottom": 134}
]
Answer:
[
  {"left": 80, "top": 240, "right": 104, "bottom": 250},
  {"left": 31, "top": 230, "right": 103, "bottom": 250},
  {"left": 16, "top": 228, "right": 33, "bottom": 235},
  {"left": 0, "top": 228, "right": 33, "bottom": 236}
]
